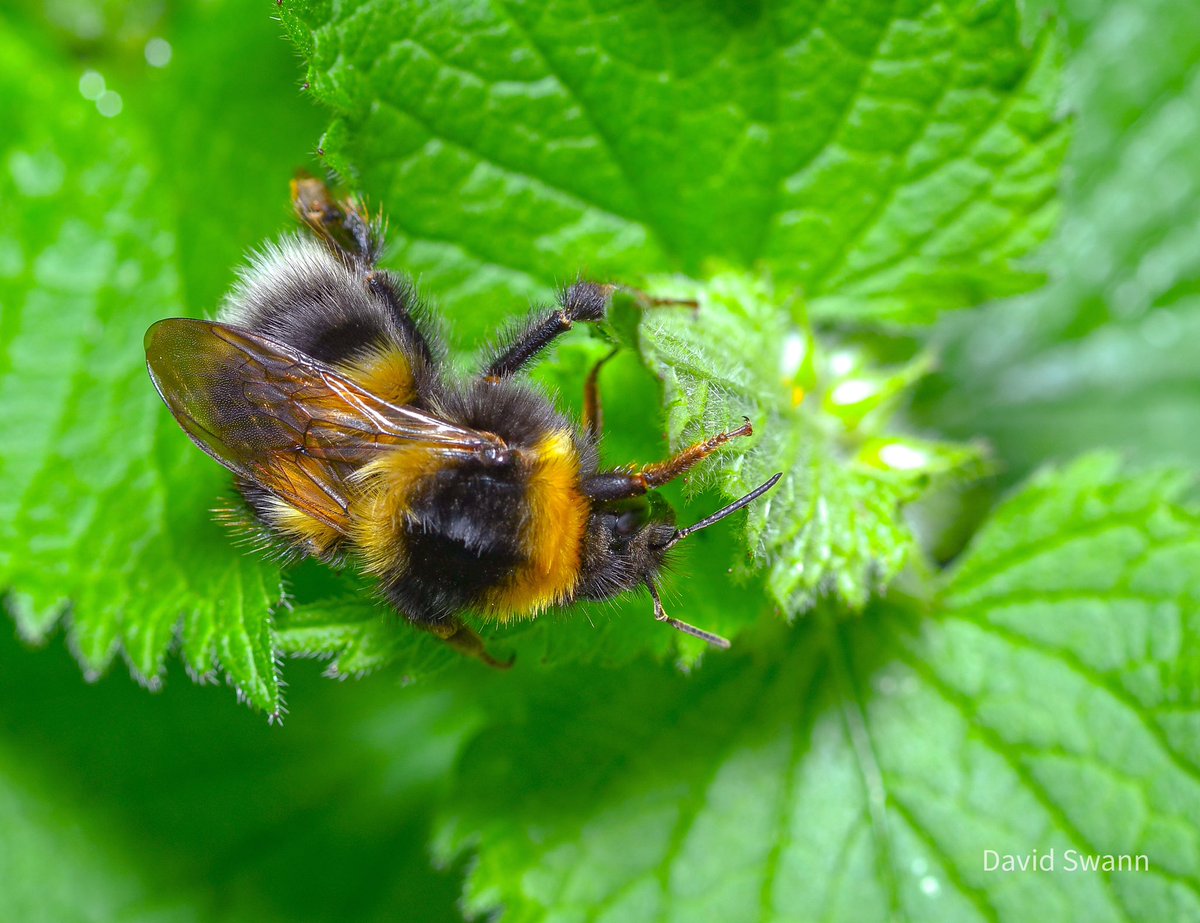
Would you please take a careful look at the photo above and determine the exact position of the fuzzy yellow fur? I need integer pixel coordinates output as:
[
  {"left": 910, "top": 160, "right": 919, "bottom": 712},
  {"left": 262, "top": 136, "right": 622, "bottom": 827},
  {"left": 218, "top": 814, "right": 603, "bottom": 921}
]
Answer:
[
  {"left": 335, "top": 345, "right": 417, "bottom": 406},
  {"left": 345, "top": 429, "right": 588, "bottom": 620},
  {"left": 481, "top": 429, "right": 588, "bottom": 621},
  {"left": 348, "top": 445, "right": 436, "bottom": 576},
  {"left": 263, "top": 495, "right": 342, "bottom": 557}
]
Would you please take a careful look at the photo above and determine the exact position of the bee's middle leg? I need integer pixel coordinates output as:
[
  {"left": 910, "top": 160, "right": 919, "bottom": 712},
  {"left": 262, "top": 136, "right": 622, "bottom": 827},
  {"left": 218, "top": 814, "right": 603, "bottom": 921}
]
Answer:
[
  {"left": 480, "top": 281, "right": 698, "bottom": 381},
  {"left": 481, "top": 281, "right": 614, "bottom": 379},
  {"left": 583, "top": 347, "right": 619, "bottom": 442}
]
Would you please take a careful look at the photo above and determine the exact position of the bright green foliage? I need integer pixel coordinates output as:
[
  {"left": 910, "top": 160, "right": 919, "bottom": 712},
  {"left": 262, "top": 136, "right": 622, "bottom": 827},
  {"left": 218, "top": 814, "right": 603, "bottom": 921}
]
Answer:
[
  {"left": 922, "top": 0, "right": 1200, "bottom": 480},
  {"left": 435, "top": 456, "right": 1200, "bottom": 922},
  {"left": 0, "top": 6, "right": 328, "bottom": 713},
  {"left": 4, "top": 0, "right": 1200, "bottom": 920},
  {"left": 0, "top": 626, "right": 475, "bottom": 923},
  {"left": 267, "top": 0, "right": 1062, "bottom": 660},
  {"left": 276, "top": 586, "right": 461, "bottom": 679},
  {"left": 0, "top": 738, "right": 185, "bottom": 923},
  {"left": 280, "top": 0, "right": 1066, "bottom": 337},
  {"left": 613, "top": 274, "right": 984, "bottom": 611},
  {"left": 0, "top": 0, "right": 1068, "bottom": 699}
]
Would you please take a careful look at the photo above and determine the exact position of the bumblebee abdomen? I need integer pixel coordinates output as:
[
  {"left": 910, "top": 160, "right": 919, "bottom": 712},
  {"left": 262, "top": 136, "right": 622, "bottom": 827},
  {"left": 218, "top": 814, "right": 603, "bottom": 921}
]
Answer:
[
  {"left": 333, "top": 344, "right": 418, "bottom": 407},
  {"left": 215, "top": 234, "right": 439, "bottom": 557}
]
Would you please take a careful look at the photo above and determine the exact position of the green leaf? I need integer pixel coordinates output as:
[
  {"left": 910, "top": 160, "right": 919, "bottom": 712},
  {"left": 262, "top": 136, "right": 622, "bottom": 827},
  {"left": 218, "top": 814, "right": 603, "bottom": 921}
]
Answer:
[
  {"left": 276, "top": 587, "right": 461, "bottom": 680},
  {"left": 616, "top": 273, "right": 984, "bottom": 612},
  {"left": 0, "top": 738, "right": 195, "bottom": 923},
  {"left": 280, "top": 0, "right": 1066, "bottom": 336},
  {"left": 0, "top": 4, "right": 325, "bottom": 711},
  {"left": 435, "top": 456, "right": 1200, "bottom": 921},
  {"left": 918, "top": 0, "right": 1200, "bottom": 480},
  {"left": 0, "top": 627, "right": 473, "bottom": 923},
  {"left": 264, "top": 0, "right": 1065, "bottom": 654}
]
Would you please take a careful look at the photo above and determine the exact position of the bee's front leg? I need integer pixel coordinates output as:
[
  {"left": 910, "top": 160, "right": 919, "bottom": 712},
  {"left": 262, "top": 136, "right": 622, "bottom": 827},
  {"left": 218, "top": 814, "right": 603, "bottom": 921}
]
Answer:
[{"left": 581, "top": 420, "right": 754, "bottom": 501}]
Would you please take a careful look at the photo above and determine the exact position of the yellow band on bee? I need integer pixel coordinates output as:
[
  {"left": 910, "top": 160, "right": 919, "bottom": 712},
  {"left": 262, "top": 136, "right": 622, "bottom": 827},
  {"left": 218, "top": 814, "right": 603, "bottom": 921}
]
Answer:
[
  {"left": 335, "top": 345, "right": 417, "bottom": 406},
  {"left": 482, "top": 429, "right": 589, "bottom": 621}
]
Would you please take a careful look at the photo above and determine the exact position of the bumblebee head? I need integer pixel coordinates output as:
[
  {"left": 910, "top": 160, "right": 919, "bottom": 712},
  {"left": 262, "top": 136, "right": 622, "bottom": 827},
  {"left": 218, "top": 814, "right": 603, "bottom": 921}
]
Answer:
[
  {"left": 578, "top": 492, "right": 676, "bottom": 595},
  {"left": 577, "top": 473, "right": 782, "bottom": 649}
]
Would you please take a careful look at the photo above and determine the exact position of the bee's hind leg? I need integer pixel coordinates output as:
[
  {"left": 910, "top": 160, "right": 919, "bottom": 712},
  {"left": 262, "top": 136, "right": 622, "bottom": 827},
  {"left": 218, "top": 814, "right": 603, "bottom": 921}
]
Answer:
[
  {"left": 290, "top": 172, "right": 380, "bottom": 265},
  {"left": 423, "top": 618, "right": 514, "bottom": 670},
  {"left": 290, "top": 173, "right": 437, "bottom": 367}
]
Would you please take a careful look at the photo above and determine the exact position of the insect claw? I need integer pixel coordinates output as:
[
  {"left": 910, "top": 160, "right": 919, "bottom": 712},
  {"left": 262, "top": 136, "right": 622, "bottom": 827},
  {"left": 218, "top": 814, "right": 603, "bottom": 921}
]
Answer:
[{"left": 646, "top": 580, "right": 730, "bottom": 649}]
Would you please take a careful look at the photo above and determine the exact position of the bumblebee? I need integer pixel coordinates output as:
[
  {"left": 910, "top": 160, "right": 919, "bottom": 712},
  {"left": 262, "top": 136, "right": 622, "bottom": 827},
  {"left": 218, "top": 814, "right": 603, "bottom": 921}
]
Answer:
[{"left": 145, "top": 177, "right": 780, "bottom": 667}]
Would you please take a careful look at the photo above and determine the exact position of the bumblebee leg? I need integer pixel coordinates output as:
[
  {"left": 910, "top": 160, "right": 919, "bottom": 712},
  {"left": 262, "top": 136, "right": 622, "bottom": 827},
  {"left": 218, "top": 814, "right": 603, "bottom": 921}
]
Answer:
[
  {"left": 424, "top": 618, "right": 514, "bottom": 670},
  {"left": 482, "top": 283, "right": 699, "bottom": 379},
  {"left": 615, "top": 287, "right": 700, "bottom": 313},
  {"left": 482, "top": 281, "right": 615, "bottom": 378},
  {"left": 583, "top": 347, "right": 619, "bottom": 442},
  {"left": 581, "top": 419, "right": 754, "bottom": 501},
  {"left": 290, "top": 176, "right": 437, "bottom": 366},
  {"left": 364, "top": 272, "right": 436, "bottom": 367},
  {"left": 290, "top": 172, "right": 379, "bottom": 264}
]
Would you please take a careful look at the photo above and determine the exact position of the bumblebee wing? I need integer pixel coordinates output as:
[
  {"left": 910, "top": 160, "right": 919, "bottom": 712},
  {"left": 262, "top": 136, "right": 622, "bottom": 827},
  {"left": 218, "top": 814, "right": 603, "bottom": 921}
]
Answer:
[{"left": 145, "top": 318, "right": 501, "bottom": 532}]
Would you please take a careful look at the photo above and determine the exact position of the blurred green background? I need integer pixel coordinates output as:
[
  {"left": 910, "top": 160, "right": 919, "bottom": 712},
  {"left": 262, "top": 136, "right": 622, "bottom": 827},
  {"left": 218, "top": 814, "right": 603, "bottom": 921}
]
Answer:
[
  {"left": 922, "top": 0, "right": 1200, "bottom": 479},
  {"left": 1, "top": 0, "right": 1198, "bottom": 919}
]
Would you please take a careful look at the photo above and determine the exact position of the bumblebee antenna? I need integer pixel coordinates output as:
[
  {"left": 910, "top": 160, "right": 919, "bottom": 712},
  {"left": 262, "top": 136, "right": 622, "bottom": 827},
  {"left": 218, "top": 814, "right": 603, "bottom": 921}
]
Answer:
[
  {"left": 664, "top": 472, "right": 783, "bottom": 550},
  {"left": 647, "top": 579, "right": 731, "bottom": 649}
]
